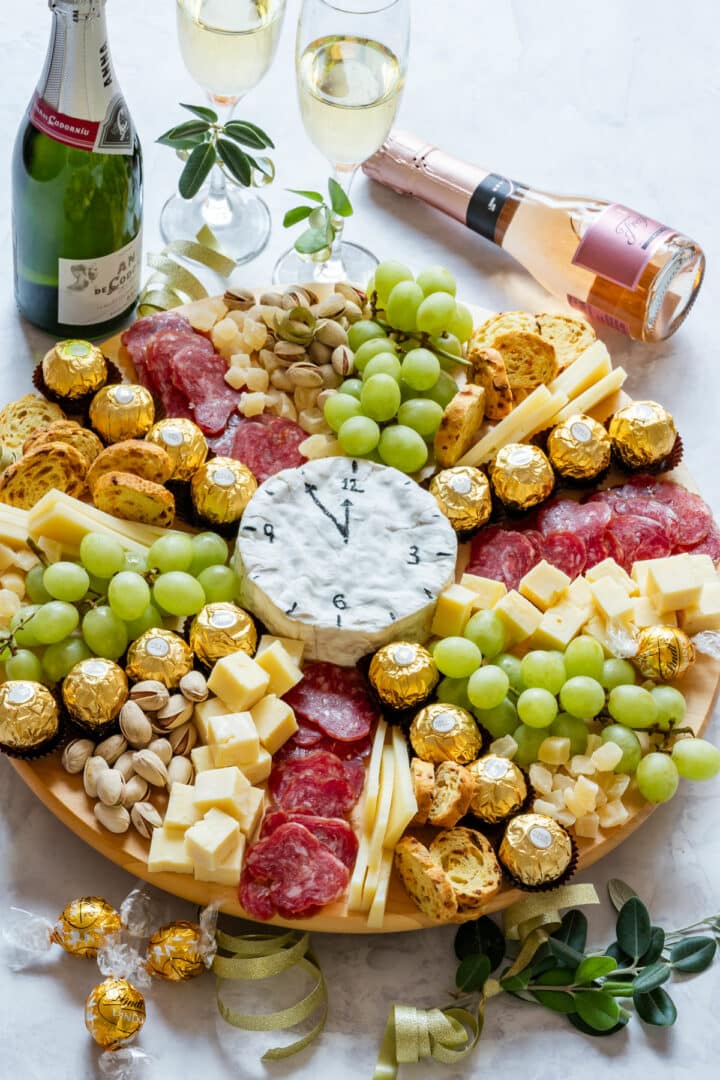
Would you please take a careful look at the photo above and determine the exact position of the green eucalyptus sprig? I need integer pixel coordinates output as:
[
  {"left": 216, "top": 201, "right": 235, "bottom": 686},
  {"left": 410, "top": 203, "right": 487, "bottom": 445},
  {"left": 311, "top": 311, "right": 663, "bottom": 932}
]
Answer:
[
  {"left": 283, "top": 178, "right": 353, "bottom": 258},
  {"left": 157, "top": 103, "right": 275, "bottom": 199}
]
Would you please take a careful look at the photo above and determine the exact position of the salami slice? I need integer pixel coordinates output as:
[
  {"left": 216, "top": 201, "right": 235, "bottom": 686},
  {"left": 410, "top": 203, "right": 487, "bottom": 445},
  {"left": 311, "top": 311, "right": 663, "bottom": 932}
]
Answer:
[
  {"left": 206, "top": 413, "right": 243, "bottom": 457},
  {"left": 284, "top": 662, "right": 379, "bottom": 742},
  {"left": 602, "top": 480, "right": 712, "bottom": 548},
  {"left": 238, "top": 875, "right": 274, "bottom": 921},
  {"left": 239, "top": 822, "right": 349, "bottom": 919},
  {"left": 517, "top": 528, "right": 545, "bottom": 562},
  {"left": 277, "top": 723, "right": 374, "bottom": 761},
  {"left": 170, "top": 343, "right": 241, "bottom": 436},
  {"left": 260, "top": 811, "right": 358, "bottom": 870},
  {"left": 145, "top": 330, "right": 205, "bottom": 396},
  {"left": 605, "top": 513, "right": 671, "bottom": 566},
  {"left": 601, "top": 526, "right": 627, "bottom": 569},
  {"left": 268, "top": 749, "right": 350, "bottom": 802},
  {"left": 539, "top": 498, "right": 612, "bottom": 538},
  {"left": 542, "top": 531, "right": 587, "bottom": 579},
  {"left": 275, "top": 774, "right": 359, "bottom": 819},
  {"left": 677, "top": 522, "right": 720, "bottom": 562},
  {"left": 231, "top": 414, "right": 307, "bottom": 483},
  {"left": 582, "top": 531, "right": 610, "bottom": 570},
  {"left": 121, "top": 312, "right": 193, "bottom": 382},
  {"left": 467, "top": 528, "right": 537, "bottom": 591},
  {"left": 611, "top": 495, "right": 679, "bottom": 545}
]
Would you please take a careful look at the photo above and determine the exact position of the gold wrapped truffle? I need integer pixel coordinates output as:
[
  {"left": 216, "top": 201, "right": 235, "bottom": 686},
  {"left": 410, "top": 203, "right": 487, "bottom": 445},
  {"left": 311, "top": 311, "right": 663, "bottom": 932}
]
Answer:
[
  {"left": 608, "top": 400, "right": 677, "bottom": 470},
  {"left": 146, "top": 418, "right": 208, "bottom": 481},
  {"left": 190, "top": 457, "right": 257, "bottom": 526},
  {"left": 429, "top": 466, "right": 492, "bottom": 536},
  {"left": 62, "top": 658, "right": 128, "bottom": 734},
  {"left": 547, "top": 413, "right": 612, "bottom": 481},
  {"left": 126, "top": 629, "right": 193, "bottom": 688},
  {"left": 145, "top": 921, "right": 207, "bottom": 981},
  {"left": 468, "top": 754, "right": 527, "bottom": 823},
  {"left": 84, "top": 977, "right": 146, "bottom": 1050},
  {"left": 89, "top": 383, "right": 155, "bottom": 443},
  {"left": 499, "top": 813, "right": 573, "bottom": 887},
  {"left": 410, "top": 703, "right": 482, "bottom": 765},
  {"left": 189, "top": 603, "right": 256, "bottom": 667},
  {"left": 0, "top": 680, "right": 60, "bottom": 757},
  {"left": 369, "top": 641, "right": 438, "bottom": 709},
  {"left": 490, "top": 443, "right": 555, "bottom": 512},
  {"left": 42, "top": 340, "right": 107, "bottom": 401},
  {"left": 51, "top": 897, "right": 121, "bottom": 958},
  {"left": 634, "top": 625, "right": 695, "bottom": 681}
]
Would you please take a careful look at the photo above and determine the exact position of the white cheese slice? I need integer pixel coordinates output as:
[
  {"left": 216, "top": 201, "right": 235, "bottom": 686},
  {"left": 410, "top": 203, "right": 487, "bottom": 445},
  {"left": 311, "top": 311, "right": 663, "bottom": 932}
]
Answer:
[
  {"left": 549, "top": 341, "right": 612, "bottom": 400},
  {"left": 384, "top": 727, "right": 418, "bottom": 849},
  {"left": 360, "top": 746, "right": 395, "bottom": 912},
  {"left": 457, "top": 386, "right": 569, "bottom": 467},
  {"left": 553, "top": 368, "right": 627, "bottom": 423},
  {"left": 366, "top": 849, "right": 394, "bottom": 930}
]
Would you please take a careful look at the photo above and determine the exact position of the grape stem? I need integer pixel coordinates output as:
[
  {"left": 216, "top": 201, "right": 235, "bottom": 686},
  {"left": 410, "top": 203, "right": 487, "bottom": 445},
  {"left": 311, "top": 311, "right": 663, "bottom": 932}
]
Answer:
[
  {"left": 26, "top": 539, "right": 48, "bottom": 567},
  {"left": 368, "top": 295, "right": 471, "bottom": 369}
]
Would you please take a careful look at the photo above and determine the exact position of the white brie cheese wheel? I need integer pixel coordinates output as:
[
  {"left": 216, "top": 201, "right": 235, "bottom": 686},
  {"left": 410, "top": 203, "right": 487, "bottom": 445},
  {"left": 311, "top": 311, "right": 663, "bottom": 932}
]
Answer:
[{"left": 235, "top": 458, "right": 458, "bottom": 665}]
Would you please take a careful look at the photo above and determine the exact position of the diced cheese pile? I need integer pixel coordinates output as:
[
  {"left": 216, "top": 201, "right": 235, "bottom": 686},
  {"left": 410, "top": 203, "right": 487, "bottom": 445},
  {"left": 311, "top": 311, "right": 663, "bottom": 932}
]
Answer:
[{"left": 0, "top": 535, "right": 40, "bottom": 626}]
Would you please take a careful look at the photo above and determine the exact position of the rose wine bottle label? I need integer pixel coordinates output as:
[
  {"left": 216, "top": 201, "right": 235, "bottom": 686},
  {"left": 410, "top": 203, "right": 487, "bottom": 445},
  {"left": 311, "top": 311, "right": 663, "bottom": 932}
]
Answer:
[
  {"left": 466, "top": 173, "right": 516, "bottom": 242},
  {"left": 571, "top": 204, "right": 674, "bottom": 290}
]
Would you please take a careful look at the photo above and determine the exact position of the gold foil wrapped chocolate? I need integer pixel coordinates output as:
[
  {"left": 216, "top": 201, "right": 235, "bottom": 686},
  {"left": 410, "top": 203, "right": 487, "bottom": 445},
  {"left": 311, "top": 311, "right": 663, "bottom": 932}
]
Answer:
[
  {"left": 369, "top": 641, "right": 438, "bottom": 709},
  {"left": 547, "top": 413, "right": 612, "bottom": 481},
  {"left": 490, "top": 443, "right": 555, "bottom": 511},
  {"left": 89, "top": 383, "right": 155, "bottom": 443},
  {"left": 51, "top": 897, "right": 121, "bottom": 958},
  {"left": 189, "top": 603, "right": 256, "bottom": 667},
  {"left": 608, "top": 400, "right": 677, "bottom": 470},
  {"left": 145, "top": 921, "right": 206, "bottom": 981},
  {"left": 84, "top": 977, "right": 146, "bottom": 1049},
  {"left": 62, "top": 658, "right": 128, "bottom": 733},
  {"left": 146, "top": 418, "right": 208, "bottom": 481},
  {"left": 429, "top": 466, "right": 492, "bottom": 535},
  {"left": 468, "top": 754, "right": 527, "bottom": 823},
  {"left": 410, "top": 703, "right": 482, "bottom": 765},
  {"left": 126, "top": 629, "right": 193, "bottom": 688},
  {"left": 190, "top": 457, "right": 257, "bottom": 525},
  {"left": 42, "top": 340, "right": 107, "bottom": 400},
  {"left": 499, "top": 813, "right": 573, "bottom": 887},
  {"left": 0, "top": 680, "right": 60, "bottom": 756},
  {"left": 634, "top": 625, "right": 695, "bottom": 681}
]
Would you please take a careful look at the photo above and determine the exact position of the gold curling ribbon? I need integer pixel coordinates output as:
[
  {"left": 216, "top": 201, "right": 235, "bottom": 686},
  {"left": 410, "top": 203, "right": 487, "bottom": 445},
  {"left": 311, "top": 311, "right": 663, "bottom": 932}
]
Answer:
[
  {"left": 138, "top": 227, "right": 236, "bottom": 317},
  {"left": 212, "top": 928, "right": 327, "bottom": 1061}
]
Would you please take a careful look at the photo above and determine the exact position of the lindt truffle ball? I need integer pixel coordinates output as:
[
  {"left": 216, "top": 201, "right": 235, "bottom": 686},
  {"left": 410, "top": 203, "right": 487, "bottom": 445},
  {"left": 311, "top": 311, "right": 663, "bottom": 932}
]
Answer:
[
  {"left": 0, "top": 680, "right": 61, "bottom": 758},
  {"left": 410, "top": 703, "right": 482, "bottom": 765},
  {"left": 42, "top": 340, "right": 107, "bottom": 401},
  {"left": 62, "top": 658, "right": 128, "bottom": 736},
  {"left": 608, "top": 400, "right": 677, "bottom": 470},
  {"left": 468, "top": 754, "right": 527, "bottom": 823},
  {"left": 125, "top": 629, "right": 193, "bottom": 688},
  {"left": 429, "top": 467, "right": 492, "bottom": 536},
  {"left": 190, "top": 457, "right": 257, "bottom": 526},
  {"left": 146, "top": 418, "right": 208, "bottom": 481},
  {"left": 51, "top": 897, "right": 121, "bottom": 958},
  {"left": 89, "top": 383, "right": 155, "bottom": 443},
  {"left": 547, "top": 413, "right": 612, "bottom": 481},
  {"left": 145, "top": 921, "right": 207, "bottom": 981},
  {"left": 84, "top": 977, "right": 146, "bottom": 1049},
  {"left": 499, "top": 813, "right": 574, "bottom": 888},
  {"left": 369, "top": 642, "right": 438, "bottom": 709},
  {"left": 634, "top": 625, "right": 695, "bottom": 681},
  {"left": 490, "top": 443, "right": 554, "bottom": 511},
  {"left": 189, "top": 603, "right": 257, "bottom": 667}
]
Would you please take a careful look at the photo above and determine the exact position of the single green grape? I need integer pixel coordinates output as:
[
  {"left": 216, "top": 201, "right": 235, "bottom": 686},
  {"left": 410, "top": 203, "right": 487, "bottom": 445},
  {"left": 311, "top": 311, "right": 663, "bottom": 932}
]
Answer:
[
  {"left": 148, "top": 532, "right": 194, "bottom": 573},
  {"left": 495, "top": 653, "right": 525, "bottom": 693},
  {"left": 608, "top": 684, "right": 659, "bottom": 729},
  {"left": 32, "top": 601, "right": 80, "bottom": 645},
  {"left": 121, "top": 550, "right": 149, "bottom": 575},
  {"left": 672, "top": 738, "right": 720, "bottom": 781},
  {"left": 651, "top": 686, "right": 686, "bottom": 730},
  {"left": 10, "top": 606, "right": 42, "bottom": 647},
  {"left": 636, "top": 752, "right": 679, "bottom": 803},
  {"left": 521, "top": 650, "right": 566, "bottom": 695},
  {"left": 374, "top": 261, "right": 413, "bottom": 306},
  {"left": 377, "top": 425, "right": 428, "bottom": 473},
  {"left": 108, "top": 572, "right": 151, "bottom": 621},
  {"left": 550, "top": 712, "right": 589, "bottom": 756},
  {"left": 353, "top": 338, "right": 397, "bottom": 373},
  {"left": 360, "top": 374, "right": 401, "bottom": 422},
  {"left": 82, "top": 605, "right": 128, "bottom": 660},
  {"left": 430, "top": 332, "right": 462, "bottom": 359},
  {"left": 42, "top": 638, "right": 92, "bottom": 682},
  {"left": 601, "top": 658, "right": 637, "bottom": 689},
  {"left": 188, "top": 532, "right": 229, "bottom": 576},
  {"left": 401, "top": 348, "right": 441, "bottom": 391},
  {"left": 348, "top": 319, "right": 386, "bottom": 352},
  {"left": 416, "top": 292, "right": 456, "bottom": 335},
  {"left": 416, "top": 266, "right": 457, "bottom": 297},
  {"left": 564, "top": 635, "right": 605, "bottom": 681},
  {"left": 338, "top": 377, "right": 364, "bottom": 399},
  {"left": 396, "top": 398, "right": 444, "bottom": 438},
  {"left": 24, "top": 565, "right": 53, "bottom": 604},
  {"left": 467, "top": 665, "right": 509, "bottom": 709},
  {"left": 517, "top": 688, "right": 558, "bottom": 728},
  {"left": 124, "top": 603, "right": 164, "bottom": 641},
  {"left": 448, "top": 302, "right": 474, "bottom": 342},
  {"left": 433, "top": 636, "right": 482, "bottom": 679},
  {"left": 363, "top": 352, "right": 403, "bottom": 382},
  {"left": 422, "top": 371, "right": 459, "bottom": 408},
  {"left": 337, "top": 416, "right": 381, "bottom": 456},
  {"left": 436, "top": 676, "right": 471, "bottom": 711},
  {"left": 386, "top": 281, "right": 424, "bottom": 332},
  {"left": 601, "top": 724, "right": 642, "bottom": 773},
  {"left": 5, "top": 649, "right": 44, "bottom": 682},
  {"left": 513, "top": 724, "right": 548, "bottom": 766},
  {"left": 463, "top": 611, "right": 506, "bottom": 658},
  {"left": 559, "top": 675, "right": 606, "bottom": 719},
  {"left": 196, "top": 565, "right": 237, "bottom": 604},
  {"left": 473, "top": 697, "right": 518, "bottom": 739},
  {"left": 79, "top": 533, "right": 125, "bottom": 578},
  {"left": 324, "top": 393, "right": 363, "bottom": 433},
  {"left": 153, "top": 572, "right": 206, "bottom": 616},
  {"left": 43, "top": 562, "right": 90, "bottom": 603}
]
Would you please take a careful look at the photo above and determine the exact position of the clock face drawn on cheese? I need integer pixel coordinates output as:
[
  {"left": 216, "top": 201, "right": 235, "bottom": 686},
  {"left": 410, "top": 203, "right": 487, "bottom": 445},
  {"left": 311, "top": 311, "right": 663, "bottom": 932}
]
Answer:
[{"left": 234, "top": 458, "right": 458, "bottom": 665}]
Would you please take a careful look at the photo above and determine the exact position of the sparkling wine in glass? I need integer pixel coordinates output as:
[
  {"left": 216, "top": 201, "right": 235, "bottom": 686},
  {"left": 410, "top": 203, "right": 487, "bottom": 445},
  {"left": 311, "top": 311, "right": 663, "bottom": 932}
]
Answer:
[
  {"left": 161, "top": 0, "right": 286, "bottom": 264},
  {"left": 273, "top": 0, "right": 409, "bottom": 284}
]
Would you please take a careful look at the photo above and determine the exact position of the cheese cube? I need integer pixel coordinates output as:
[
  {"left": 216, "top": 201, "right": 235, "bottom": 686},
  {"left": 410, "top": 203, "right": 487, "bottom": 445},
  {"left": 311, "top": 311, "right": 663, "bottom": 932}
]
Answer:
[
  {"left": 231, "top": 785, "right": 265, "bottom": 836},
  {"left": 0, "top": 543, "right": 18, "bottom": 573},
  {"left": 208, "top": 651, "right": 270, "bottom": 711},
  {"left": 598, "top": 798, "right": 630, "bottom": 829},
  {"left": 251, "top": 695, "right": 298, "bottom": 754},
  {"left": 519, "top": 560, "right": 571, "bottom": 611},
  {"left": 589, "top": 577, "right": 633, "bottom": 620},
  {"left": 631, "top": 559, "right": 657, "bottom": 593},
  {"left": 533, "top": 798, "right": 563, "bottom": 819},
  {"left": 460, "top": 573, "right": 507, "bottom": 609},
  {"left": 194, "top": 833, "right": 246, "bottom": 886},
  {"left": 185, "top": 808, "right": 239, "bottom": 874},
  {"left": 256, "top": 634, "right": 304, "bottom": 667},
  {"left": 681, "top": 553, "right": 717, "bottom": 583},
  {"left": 646, "top": 557, "right": 702, "bottom": 613},
  {"left": 583, "top": 615, "right": 611, "bottom": 654},
  {"left": 164, "top": 783, "right": 201, "bottom": 832},
  {"left": 564, "top": 576, "right": 594, "bottom": 617},
  {"left": 586, "top": 733, "right": 603, "bottom": 754},
  {"left": 574, "top": 812, "right": 600, "bottom": 839},
  {"left": 494, "top": 590, "right": 543, "bottom": 644},
  {"left": 489, "top": 734, "right": 518, "bottom": 759},
  {"left": 193, "top": 697, "right": 229, "bottom": 744},
  {"left": 538, "top": 737, "right": 571, "bottom": 765},
  {"left": 239, "top": 746, "right": 272, "bottom": 785},
  {"left": 430, "top": 584, "right": 477, "bottom": 637},
  {"left": 630, "top": 596, "right": 665, "bottom": 629},
  {"left": 193, "top": 767, "right": 250, "bottom": 814},
  {"left": 586, "top": 557, "right": 637, "bottom": 594},
  {"left": 680, "top": 580, "right": 720, "bottom": 634},
  {"left": 0, "top": 588, "right": 21, "bottom": 621},
  {"left": 529, "top": 762, "right": 554, "bottom": 795},
  {"left": 568, "top": 754, "right": 596, "bottom": 776},
  {"left": 190, "top": 745, "right": 215, "bottom": 773},
  {"left": 208, "top": 712, "right": 260, "bottom": 767},
  {"left": 148, "top": 826, "right": 194, "bottom": 875},
  {"left": 533, "top": 601, "right": 587, "bottom": 650},
  {"left": 607, "top": 773, "right": 631, "bottom": 799},
  {"left": 564, "top": 776, "right": 599, "bottom": 816},
  {"left": 591, "top": 742, "right": 624, "bottom": 772},
  {"left": 253, "top": 641, "right": 303, "bottom": 698}
]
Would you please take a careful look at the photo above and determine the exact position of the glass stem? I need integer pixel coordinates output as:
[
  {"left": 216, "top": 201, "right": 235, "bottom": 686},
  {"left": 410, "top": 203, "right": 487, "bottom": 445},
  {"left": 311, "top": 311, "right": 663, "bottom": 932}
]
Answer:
[
  {"left": 202, "top": 98, "right": 240, "bottom": 230},
  {"left": 314, "top": 164, "right": 358, "bottom": 283}
]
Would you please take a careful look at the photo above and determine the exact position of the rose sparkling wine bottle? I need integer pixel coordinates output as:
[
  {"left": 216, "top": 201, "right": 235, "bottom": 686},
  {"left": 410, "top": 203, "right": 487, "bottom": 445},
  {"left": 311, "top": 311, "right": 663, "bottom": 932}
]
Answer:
[
  {"left": 363, "top": 131, "right": 704, "bottom": 342},
  {"left": 12, "top": 0, "right": 143, "bottom": 338}
]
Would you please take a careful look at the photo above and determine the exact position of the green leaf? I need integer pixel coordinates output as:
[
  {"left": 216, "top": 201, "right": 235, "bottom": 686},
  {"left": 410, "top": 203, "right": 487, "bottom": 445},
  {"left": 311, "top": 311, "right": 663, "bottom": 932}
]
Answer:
[
  {"left": 158, "top": 119, "right": 210, "bottom": 144},
  {"left": 548, "top": 937, "right": 586, "bottom": 969},
  {"left": 633, "top": 986, "right": 677, "bottom": 1026},
  {"left": 157, "top": 132, "right": 208, "bottom": 151},
  {"left": 180, "top": 102, "right": 218, "bottom": 122},
  {"left": 534, "top": 967, "right": 575, "bottom": 986},
  {"left": 608, "top": 879, "right": 639, "bottom": 913},
  {"left": 328, "top": 177, "right": 353, "bottom": 217},
  {"left": 500, "top": 969, "right": 532, "bottom": 994},
  {"left": 532, "top": 989, "right": 576, "bottom": 1013},
  {"left": 224, "top": 120, "right": 274, "bottom": 149},
  {"left": 294, "top": 226, "right": 330, "bottom": 255},
  {"left": 455, "top": 953, "right": 491, "bottom": 994},
  {"left": 247, "top": 155, "right": 275, "bottom": 180},
  {"left": 574, "top": 991, "right": 621, "bottom": 1032},
  {"left": 639, "top": 927, "right": 665, "bottom": 965},
  {"left": 633, "top": 961, "right": 671, "bottom": 994},
  {"left": 283, "top": 205, "right": 314, "bottom": 228},
  {"left": 454, "top": 916, "right": 506, "bottom": 970},
  {"left": 604, "top": 941, "right": 633, "bottom": 971},
  {"left": 287, "top": 188, "right": 324, "bottom": 202},
  {"left": 574, "top": 955, "right": 618, "bottom": 985},
  {"left": 553, "top": 910, "right": 588, "bottom": 954},
  {"left": 568, "top": 1010, "right": 629, "bottom": 1037},
  {"left": 616, "top": 898, "right": 652, "bottom": 961},
  {"left": 178, "top": 142, "right": 216, "bottom": 199},
  {"left": 669, "top": 935, "right": 717, "bottom": 974},
  {"left": 216, "top": 138, "right": 252, "bottom": 187}
]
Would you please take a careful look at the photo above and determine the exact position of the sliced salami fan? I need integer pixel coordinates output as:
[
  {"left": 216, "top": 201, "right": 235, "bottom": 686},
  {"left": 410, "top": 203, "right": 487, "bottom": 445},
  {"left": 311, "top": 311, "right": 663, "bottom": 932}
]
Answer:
[
  {"left": 605, "top": 513, "right": 672, "bottom": 566},
  {"left": 542, "top": 531, "right": 587, "bottom": 579},
  {"left": 277, "top": 723, "right": 373, "bottom": 761},
  {"left": 275, "top": 773, "right": 359, "bottom": 818},
  {"left": 603, "top": 479, "right": 713, "bottom": 548},
  {"left": 260, "top": 811, "right": 359, "bottom": 870},
  {"left": 144, "top": 330, "right": 203, "bottom": 398},
  {"left": 610, "top": 495, "right": 679, "bottom": 546},
  {"left": 170, "top": 342, "right": 241, "bottom": 436},
  {"left": 284, "top": 662, "right": 379, "bottom": 743},
  {"left": 677, "top": 522, "right": 720, "bottom": 562},
  {"left": 539, "top": 497, "right": 612, "bottom": 538},
  {"left": 268, "top": 748, "right": 350, "bottom": 802},
  {"left": 467, "top": 528, "right": 537, "bottom": 590},
  {"left": 121, "top": 312, "right": 193, "bottom": 382},
  {"left": 231, "top": 413, "right": 307, "bottom": 483}
]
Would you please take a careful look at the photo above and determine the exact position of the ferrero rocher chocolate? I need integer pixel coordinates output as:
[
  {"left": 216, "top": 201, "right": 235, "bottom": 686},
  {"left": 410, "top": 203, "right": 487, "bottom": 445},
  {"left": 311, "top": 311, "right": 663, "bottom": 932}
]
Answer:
[
  {"left": 89, "top": 383, "right": 155, "bottom": 443},
  {"left": 608, "top": 400, "right": 677, "bottom": 470},
  {"left": 410, "top": 703, "right": 482, "bottom": 765},
  {"left": 634, "top": 625, "right": 695, "bottom": 681},
  {"left": 145, "top": 921, "right": 206, "bottom": 981},
  {"left": 62, "top": 658, "right": 128, "bottom": 733},
  {"left": 190, "top": 457, "right": 258, "bottom": 525},
  {"left": 468, "top": 754, "right": 527, "bottom": 823},
  {"left": 429, "top": 466, "right": 492, "bottom": 535},
  {"left": 499, "top": 813, "right": 573, "bottom": 887},
  {"left": 51, "top": 897, "right": 121, "bottom": 958},
  {"left": 126, "top": 629, "right": 193, "bottom": 688},
  {"left": 490, "top": 443, "right": 554, "bottom": 511},
  {"left": 146, "top": 418, "right": 208, "bottom": 481},
  {"left": 84, "top": 977, "right": 146, "bottom": 1049},
  {"left": 0, "top": 680, "right": 60, "bottom": 756},
  {"left": 369, "top": 642, "right": 438, "bottom": 709},
  {"left": 42, "top": 340, "right": 107, "bottom": 400},
  {"left": 189, "top": 603, "right": 257, "bottom": 667},
  {"left": 547, "top": 413, "right": 612, "bottom": 482}
]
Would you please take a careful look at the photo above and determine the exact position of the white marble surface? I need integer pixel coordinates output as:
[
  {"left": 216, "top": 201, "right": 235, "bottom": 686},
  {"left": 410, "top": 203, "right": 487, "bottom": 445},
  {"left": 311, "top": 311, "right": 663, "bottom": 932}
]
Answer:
[{"left": 1, "top": 1, "right": 719, "bottom": 1076}]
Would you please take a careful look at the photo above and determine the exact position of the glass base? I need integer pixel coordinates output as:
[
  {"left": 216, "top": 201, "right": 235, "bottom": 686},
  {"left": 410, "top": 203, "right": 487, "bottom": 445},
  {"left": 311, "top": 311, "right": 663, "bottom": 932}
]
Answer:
[
  {"left": 272, "top": 241, "right": 378, "bottom": 287},
  {"left": 160, "top": 185, "right": 271, "bottom": 265}
]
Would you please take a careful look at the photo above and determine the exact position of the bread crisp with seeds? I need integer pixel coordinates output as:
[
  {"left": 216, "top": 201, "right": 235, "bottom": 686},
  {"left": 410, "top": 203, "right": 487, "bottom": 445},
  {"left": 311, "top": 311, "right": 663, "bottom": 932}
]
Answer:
[
  {"left": 0, "top": 441, "right": 86, "bottom": 508},
  {"left": 23, "top": 420, "right": 103, "bottom": 469},
  {"left": 427, "top": 761, "right": 474, "bottom": 828},
  {"left": 492, "top": 330, "right": 558, "bottom": 391},
  {"left": 471, "top": 312, "right": 595, "bottom": 374},
  {"left": 86, "top": 439, "right": 173, "bottom": 493},
  {"left": 434, "top": 383, "right": 486, "bottom": 468},
  {"left": 0, "top": 394, "right": 65, "bottom": 456},
  {"left": 394, "top": 836, "right": 458, "bottom": 922},
  {"left": 92, "top": 470, "right": 175, "bottom": 527},
  {"left": 468, "top": 345, "right": 513, "bottom": 420},
  {"left": 410, "top": 758, "right": 435, "bottom": 825},
  {"left": 429, "top": 826, "right": 502, "bottom": 912}
]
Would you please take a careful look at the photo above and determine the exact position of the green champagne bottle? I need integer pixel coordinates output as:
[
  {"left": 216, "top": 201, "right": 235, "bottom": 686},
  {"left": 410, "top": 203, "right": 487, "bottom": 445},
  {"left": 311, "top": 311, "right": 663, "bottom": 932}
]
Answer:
[{"left": 12, "top": 0, "right": 143, "bottom": 338}]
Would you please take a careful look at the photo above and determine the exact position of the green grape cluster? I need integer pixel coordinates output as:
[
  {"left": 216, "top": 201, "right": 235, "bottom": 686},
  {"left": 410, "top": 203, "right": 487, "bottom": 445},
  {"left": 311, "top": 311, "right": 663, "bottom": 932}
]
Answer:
[{"left": 324, "top": 260, "right": 474, "bottom": 474}]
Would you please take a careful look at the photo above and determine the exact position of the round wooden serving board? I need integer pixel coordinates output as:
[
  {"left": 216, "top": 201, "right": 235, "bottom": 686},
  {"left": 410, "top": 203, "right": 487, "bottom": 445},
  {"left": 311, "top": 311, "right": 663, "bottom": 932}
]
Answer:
[{"left": 8, "top": 290, "right": 720, "bottom": 932}]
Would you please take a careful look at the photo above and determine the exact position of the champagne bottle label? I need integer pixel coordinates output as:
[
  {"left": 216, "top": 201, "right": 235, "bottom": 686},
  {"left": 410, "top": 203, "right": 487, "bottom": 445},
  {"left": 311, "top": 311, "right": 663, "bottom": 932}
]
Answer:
[
  {"left": 29, "top": 91, "right": 133, "bottom": 155},
  {"left": 466, "top": 173, "right": 515, "bottom": 242},
  {"left": 571, "top": 203, "right": 674, "bottom": 290},
  {"left": 58, "top": 232, "right": 142, "bottom": 327}
]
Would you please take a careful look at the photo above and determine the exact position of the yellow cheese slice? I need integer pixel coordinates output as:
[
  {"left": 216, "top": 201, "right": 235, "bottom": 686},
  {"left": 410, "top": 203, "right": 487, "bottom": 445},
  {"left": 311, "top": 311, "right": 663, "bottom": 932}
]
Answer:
[
  {"left": 29, "top": 490, "right": 166, "bottom": 545},
  {"left": 553, "top": 367, "right": 627, "bottom": 423},
  {"left": 360, "top": 746, "right": 395, "bottom": 912},
  {"left": 549, "top": 340, "right": 612, "bottom": 400},
  {"left": 0, "top": 505, "right": 31, "bottom": 547},
  {"left": 457, "top": 386, "right": 568, "bottom": 467},
  {"left": 366, "top": 849, "right": 394, "bottom": 930},
  {"left": 348, "top": 832, "right": 371, "bottom": 911},
  {"left": 28, "top": 504, "right": 150, "bottom": 556},
  {"left": 362, "top": 720, "right": 388, "bottom": 830},
  {"left": 384, "top": 727, "right": 418, "bottom": 850}
]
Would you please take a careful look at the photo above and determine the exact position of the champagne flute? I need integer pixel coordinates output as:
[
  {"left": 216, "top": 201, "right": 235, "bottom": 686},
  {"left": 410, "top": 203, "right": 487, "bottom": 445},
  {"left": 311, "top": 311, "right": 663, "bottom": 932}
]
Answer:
[
  {"left": 273, "top": 0, "right": 410, "bottom": 284},
  {"left": 160, "top": 0, "right": 286, "bottom": 264}
]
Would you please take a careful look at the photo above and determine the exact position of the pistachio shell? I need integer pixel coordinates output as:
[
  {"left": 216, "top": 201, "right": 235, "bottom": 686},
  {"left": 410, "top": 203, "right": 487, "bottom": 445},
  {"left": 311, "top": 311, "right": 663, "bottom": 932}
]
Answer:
[
  {"left": 61, "top": 738, "right": 95, "bottom": 775},
  {"left": 167, "top": 722, "right": 198, "bottom": 757},
  {"left": 132, "top": 749, "right": 169, "bottom": 787},
  {"left": 129, "top": 680, "right": 170, "bottom": 713},
  {"left": 95, "top": 733, "right": 128, "bottom": 765},
  {"left": 113, "top": 750, "right": 137, "bottom": 782},
  {"left": 83, "top": 755, "right": 109, "bottom": 798},
  {"left": 121, "top": 774, "right": 150, "bottom": 808},
  {"left": 130, "top": 801, "right": 162, "bottom": 839},
  {"left": 148, "top": 738, "right": 173, "bottom": 766},
  {"left": 94, "top": 802, "right": 131, "bottom": 834},
  {"left": 167, "top": 756, "right": 194, "bottom": 786},
  {"left": 95, "top": 770, "right": 125, "bottom": 807},
  {"left": 179, "top": 671, "right": 208, "bottom": 703}
]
